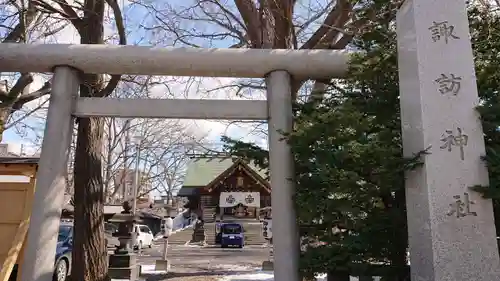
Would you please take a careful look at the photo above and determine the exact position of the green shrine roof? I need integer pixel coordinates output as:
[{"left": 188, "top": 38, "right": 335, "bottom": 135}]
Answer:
[{"left": 181, "top": 157, "right": 268, "bottom": 189}]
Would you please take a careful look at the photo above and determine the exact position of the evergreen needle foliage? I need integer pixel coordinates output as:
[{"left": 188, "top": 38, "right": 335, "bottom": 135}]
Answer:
[
  {"left": 221, "top": 5, "right": 500, "bottom": 281},
  {"left": 470, "top": 7, "right": 500, "bottom": 230}
]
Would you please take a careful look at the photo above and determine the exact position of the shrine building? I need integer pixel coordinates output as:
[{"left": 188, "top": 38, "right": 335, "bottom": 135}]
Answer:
[{"left": 177, "top": 156, "right": 271, "bottom": 222}]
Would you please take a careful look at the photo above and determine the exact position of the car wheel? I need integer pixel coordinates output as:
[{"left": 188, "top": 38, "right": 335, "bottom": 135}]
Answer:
[
  {"left": 53, "top": 259, "right": 68, "bottom": 281},
  {"left": 148, "top": 242, "right": 152, "bottom": 248}
]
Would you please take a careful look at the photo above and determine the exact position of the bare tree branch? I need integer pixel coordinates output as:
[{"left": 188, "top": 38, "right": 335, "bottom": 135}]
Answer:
[
  {"left": 301, "top": 0, "right": 351, "bottom": 49},
  {"left": 96, "top": 0, "right": 127, "bottom": 97},
  {"left": 234, "top": 0, "right": 261, "bottom": 47}
]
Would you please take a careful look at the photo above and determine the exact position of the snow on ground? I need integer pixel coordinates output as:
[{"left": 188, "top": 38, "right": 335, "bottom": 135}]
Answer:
[
  {"left": 153, "top": 220, "right": 196, "bottom": 241},
  {"left": 110, "top": 264, "right": 168, "bottom": 281},
  {"left": 217, "top": 271, "right": 326, "bottom": 281},
  {"left": 114, "top": 264, "right": 381, "bottom": 281},
  {"left": 213, "top": 265, "right": 320, "bottom": 281},
  {"left": 172, "top": 209, "right": 196, "bottom": 230},
  {"left": 217, "top": 270, "right": 380, "bottom": 281},
  {"left": 140, "top": 264, "right": 168, "bottom": 275},
  {"left": 183, "top": 240, "right": 207, "bottom": 247},
  {"left": 153, "top": 209, "right": 199, "bottom": 241},
  {"left": 210, "top": 264, "right": 257, "bottom": 271},
  {"left": 219, "top": 272, "right": 274, "bottom": 281}
]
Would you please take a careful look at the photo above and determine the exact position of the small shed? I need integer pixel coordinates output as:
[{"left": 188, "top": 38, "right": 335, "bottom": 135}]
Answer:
[{"left": 0, "top": 157, "right": 39, "bottom": 281}]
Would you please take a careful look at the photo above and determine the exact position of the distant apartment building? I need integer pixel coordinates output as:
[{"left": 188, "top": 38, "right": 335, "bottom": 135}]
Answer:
[
  {"left": 0, "top": 143, "right": 22, "bottom": 157},
  {"left": 114, "top": 168, "right": 152, "bottom": 200}
]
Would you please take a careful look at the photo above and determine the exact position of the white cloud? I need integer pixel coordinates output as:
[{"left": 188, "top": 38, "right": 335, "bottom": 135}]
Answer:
[
  {"left": 192, "top": 120, "right": 229, "bottom": 139},
  {"left": 225, "top": 122, "right": 268, "bottom": 148},
  {"left": 143, "top": 76, "right": 267, "bottom": 145}
]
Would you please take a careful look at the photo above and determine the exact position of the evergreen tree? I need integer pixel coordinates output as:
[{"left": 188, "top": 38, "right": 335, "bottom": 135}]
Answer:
[
  {"left": 223, "top": 21, "right": 418, "bottom": 281},
  {"left": 470, "top": 7, "right": 500, "bottom": 233},
  {"left": 222, "top": 5, "right": 500, "bottom": 281},
  {"left": 288, "top": 17, "right": 425, "bottom": 280}
]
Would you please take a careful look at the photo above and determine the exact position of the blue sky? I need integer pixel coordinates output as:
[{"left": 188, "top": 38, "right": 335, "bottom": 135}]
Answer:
[{"left": 4, "top": 130, "right": 22, "bottom": 142}]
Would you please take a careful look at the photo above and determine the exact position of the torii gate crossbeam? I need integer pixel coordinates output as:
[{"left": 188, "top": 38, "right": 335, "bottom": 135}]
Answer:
[{"left": 0, "top": 43, "right": 349, "bottom": 281}]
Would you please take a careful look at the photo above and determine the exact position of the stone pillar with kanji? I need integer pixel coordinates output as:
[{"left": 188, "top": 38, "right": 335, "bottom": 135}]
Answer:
[{"left": 397, "top": 0, "right": 500, "bottom": 280}]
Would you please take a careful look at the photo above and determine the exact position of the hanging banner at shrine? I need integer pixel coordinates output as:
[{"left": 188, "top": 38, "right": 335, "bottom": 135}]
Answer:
[
  {"left": 219, "top": 192, "right": 239, "bottom": 207},
  {"left": 241, "top": 192, "right": 260, "bottom": 207},
  {"left": 219, "top": 192, "right": 260, "bottom": 208}
]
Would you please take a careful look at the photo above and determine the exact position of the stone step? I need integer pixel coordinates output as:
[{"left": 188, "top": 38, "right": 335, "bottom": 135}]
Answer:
[
  {"left": 202, "top": 207, "right": 217, "bottom": 223},
  {"left": 204, "top": 235, "right": 266, "bottom": 245}
]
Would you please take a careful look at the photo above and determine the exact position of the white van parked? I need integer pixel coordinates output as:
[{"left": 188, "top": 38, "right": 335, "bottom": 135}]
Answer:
[{"left": 134, "top": 224, "right": 154, "bottom": 249}]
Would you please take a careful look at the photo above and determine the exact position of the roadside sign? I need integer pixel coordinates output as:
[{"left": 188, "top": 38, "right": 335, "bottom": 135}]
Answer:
[
  {"left": 162, "top": 217, "right": 173, "bottom": 238},
  {"left": 262, "top": 219, "right": 272, "bottom": 239}
]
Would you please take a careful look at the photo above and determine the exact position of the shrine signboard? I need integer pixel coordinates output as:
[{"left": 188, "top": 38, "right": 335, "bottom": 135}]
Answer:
[
  {"left": 219, "top": 192, "right": 260, "bottom": 208},
  {"left": 397, "top": 0, "right": 500, "bottom": 280}
]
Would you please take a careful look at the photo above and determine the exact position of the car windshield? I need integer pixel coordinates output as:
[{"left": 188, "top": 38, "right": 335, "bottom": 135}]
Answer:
[
  {"left": 58, "top": 225, "right": 72, "bottom": 242},
  {"left": 221, "top": 224, "right": 242, "bottom": 234}
]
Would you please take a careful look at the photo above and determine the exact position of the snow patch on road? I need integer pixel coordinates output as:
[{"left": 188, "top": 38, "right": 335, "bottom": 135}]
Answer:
[
  {"left": 115, "top": 264, "right": 378, "bottom": 281},
  {"left": 217, "top": 270, "right": 379, "bottom": 281},
  {"left": 140, "top": 264, "right": 167, "bottom": 275},
  {"left": 210, "top": 264, "right": 257, "bottom": 272},
  {"left": 219, "top": 272, "right": 274, "bottom": 281},
  {"left": 183, "top": 240, "right": 207, "bottom": 247}
]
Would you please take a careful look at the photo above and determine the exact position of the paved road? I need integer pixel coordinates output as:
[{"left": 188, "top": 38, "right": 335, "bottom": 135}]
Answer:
[
  {"left": 138, "top": 243, "right": 269, "bottom": 269},
  {"left": 133, "top": 243, "right": 270, "bottom": 280}
]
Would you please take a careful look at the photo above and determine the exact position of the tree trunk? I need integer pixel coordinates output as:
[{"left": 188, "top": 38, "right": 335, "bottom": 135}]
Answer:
[
  {"left": 72, "top": 116, "right": 109, "bottom": 281},
  {"left": 0, "top": 107, "right": 12, "bottom": 143},
  {"left": 71, "top": 0, "right": 109, "bottom": 279}
]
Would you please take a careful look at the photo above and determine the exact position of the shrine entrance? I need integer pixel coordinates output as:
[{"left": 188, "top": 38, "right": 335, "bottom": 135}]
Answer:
[
  {"left": 6, "top": 2, "right": 500, "bottom": 279},
  {"left": 178, "top": 157, "right": 270, "bottom": 223},
  {"left": 223, "top": 204, "right": 256, "bottom": 218},
  {"left": 0, "top": 43, "right": 348, "bottom": 281},
  {"left": 220, "top": 192, "right": 260, "bottom": 219}
]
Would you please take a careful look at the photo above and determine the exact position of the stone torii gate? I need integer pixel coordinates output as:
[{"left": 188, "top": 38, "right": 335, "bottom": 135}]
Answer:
[
  {"left": 2, "top": 0, "right": 500, "bottom": 280},
  {"left": 0, "top": 44, "right": 349, "bottom": 281}
]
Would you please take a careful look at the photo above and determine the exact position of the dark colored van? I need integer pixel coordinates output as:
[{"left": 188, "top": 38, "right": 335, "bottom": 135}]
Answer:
[{"left": 220, "top": 223, "right": 244, "bottom": 248}]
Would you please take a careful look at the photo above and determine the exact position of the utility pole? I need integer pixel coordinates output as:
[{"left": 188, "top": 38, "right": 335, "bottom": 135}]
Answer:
[
  {"left": 132, "top": 140, "right": 140, "bottom": 213},
  {"left": 131, "top": 135, "right": 141, "bottom": 250},
  {"left": 122, "top": 119, "right": 131, "bottom": 202}
]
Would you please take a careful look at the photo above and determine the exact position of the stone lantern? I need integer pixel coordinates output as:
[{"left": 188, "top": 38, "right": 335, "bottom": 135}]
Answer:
[{"left": 108, "top": 201, "right": 142, "bottom": 281}]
